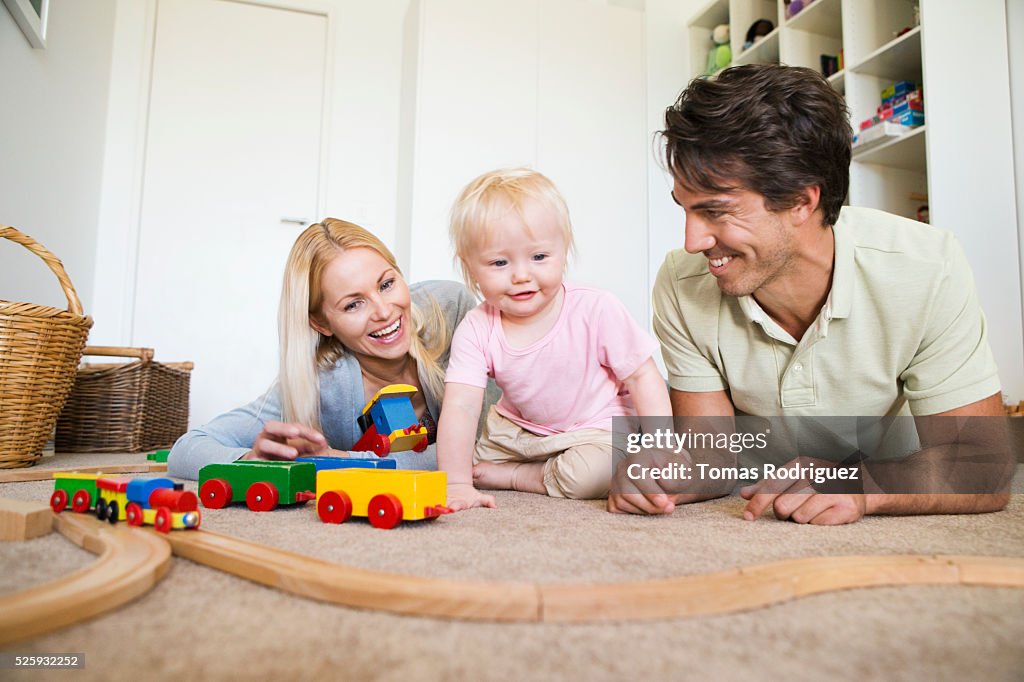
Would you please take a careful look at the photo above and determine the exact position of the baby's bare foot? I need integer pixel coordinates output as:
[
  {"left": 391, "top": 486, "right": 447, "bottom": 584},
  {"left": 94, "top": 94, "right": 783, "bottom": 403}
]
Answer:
[
  {"left": 473, "top": 461, "right": 517, "bottom": 490},
  {"left": 474, "top": 461, "right": 547, "bottom": 494}
]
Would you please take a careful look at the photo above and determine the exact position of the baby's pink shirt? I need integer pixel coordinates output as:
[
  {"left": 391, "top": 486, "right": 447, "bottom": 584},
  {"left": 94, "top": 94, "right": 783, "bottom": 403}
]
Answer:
[{"left": 445, "top": 283, "right": 660, "bottom": 435}]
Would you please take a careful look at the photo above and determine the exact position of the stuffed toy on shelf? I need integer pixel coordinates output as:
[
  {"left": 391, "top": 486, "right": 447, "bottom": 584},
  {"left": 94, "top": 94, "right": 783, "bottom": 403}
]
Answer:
[{"left": 705, "top": 24, "right": 731, "bottom": 76}]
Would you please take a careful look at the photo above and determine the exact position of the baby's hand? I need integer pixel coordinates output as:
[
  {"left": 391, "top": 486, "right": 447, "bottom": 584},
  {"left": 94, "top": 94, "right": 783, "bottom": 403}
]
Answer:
[{"left": 446, "top": 483, "right": 496, "bottom": 512}]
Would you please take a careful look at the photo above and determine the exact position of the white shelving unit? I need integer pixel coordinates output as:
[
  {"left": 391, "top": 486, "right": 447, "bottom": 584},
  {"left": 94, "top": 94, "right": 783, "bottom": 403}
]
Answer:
[{"left": 684, "top": 0, "right": 1024, "bottom": 399}]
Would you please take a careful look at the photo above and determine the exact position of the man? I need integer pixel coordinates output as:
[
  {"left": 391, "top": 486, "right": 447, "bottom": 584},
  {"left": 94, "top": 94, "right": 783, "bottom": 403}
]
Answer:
[{"left": 609, "top": 64, "right": 1011, "bottom": 524}]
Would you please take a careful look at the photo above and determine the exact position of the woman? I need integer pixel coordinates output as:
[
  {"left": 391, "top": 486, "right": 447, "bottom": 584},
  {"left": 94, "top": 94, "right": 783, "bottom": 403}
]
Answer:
[{"left": 168, "top": 218, "right": 495, "bottom": 479}]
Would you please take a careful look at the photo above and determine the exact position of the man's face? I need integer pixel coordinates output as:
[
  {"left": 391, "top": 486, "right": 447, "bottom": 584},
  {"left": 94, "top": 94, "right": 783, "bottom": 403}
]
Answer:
[{"left": 672, "top": 178, "right": 795, "bottom": 297}]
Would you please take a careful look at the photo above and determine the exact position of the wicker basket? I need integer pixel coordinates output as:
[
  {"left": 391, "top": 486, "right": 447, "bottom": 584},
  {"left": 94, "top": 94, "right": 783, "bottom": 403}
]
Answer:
[
  {"left": 55, "top": 346, "right": 193, "bottom": 453},
  {"left": 0, "top": 226, "right": 94, "bottom": 468}
]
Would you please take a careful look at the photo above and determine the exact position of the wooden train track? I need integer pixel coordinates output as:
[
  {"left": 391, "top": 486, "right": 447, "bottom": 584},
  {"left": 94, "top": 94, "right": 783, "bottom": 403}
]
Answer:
[
  {"left": 162, "top": 527, "right": 1024, "bottom": 623},
  {"left": 3, "top": 496, "right": 1023, "bottom": 638},
  {"left": 0, "top": 512, "right": 171, "bottom": 646},
  {"left": 0, "top": 462, "right": 168, "bottom": 484}
]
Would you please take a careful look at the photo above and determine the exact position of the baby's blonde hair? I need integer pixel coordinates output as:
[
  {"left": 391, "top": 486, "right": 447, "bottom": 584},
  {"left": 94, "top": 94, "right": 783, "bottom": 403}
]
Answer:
[{"left": 449, "top": 168, "right": 575, "bottom": 294}]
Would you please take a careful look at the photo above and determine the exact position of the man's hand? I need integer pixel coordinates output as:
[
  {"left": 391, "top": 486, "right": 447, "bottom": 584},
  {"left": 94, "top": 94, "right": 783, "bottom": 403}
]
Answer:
[
  {"left": 739, "top": 456, "right": 867, "bottom": 525},
  {"left": 244, "top": 421, "right": 328, "bottom": 461},
  {"left": 446, "top": 483, "right": 496, "bottom": 512}
]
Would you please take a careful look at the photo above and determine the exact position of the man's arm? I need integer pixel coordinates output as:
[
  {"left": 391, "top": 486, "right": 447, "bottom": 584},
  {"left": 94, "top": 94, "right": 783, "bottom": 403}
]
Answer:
[
  {"left": 742, "top": 392, "right": 1012, "bottom": 524},
  {"left": 865, "top": 392, "right": 1012, "bottom": 515}
]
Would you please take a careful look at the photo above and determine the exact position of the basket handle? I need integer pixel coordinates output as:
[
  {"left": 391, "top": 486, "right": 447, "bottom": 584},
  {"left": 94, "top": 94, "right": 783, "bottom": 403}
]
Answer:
[
  {"left": 84, "top": 346, "right": 155, "bottom": 362},
  {"left": 1, "top": 225, "right": 85, "bottom": 316}
]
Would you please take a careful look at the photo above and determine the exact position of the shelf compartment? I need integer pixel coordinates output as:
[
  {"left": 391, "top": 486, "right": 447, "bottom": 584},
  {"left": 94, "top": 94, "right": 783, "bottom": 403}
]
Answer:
[
  {"left": 734, "top": 27, "right": 780, "bottom": 66},
  {"left": 848, "top": 26, "right": 921, "bottom": 81},
  {"left": 690, "top": 0, "right": 729, "bottom": 29},
  {"left": 852, "top": 124, "right": 926, "bottom": 173},
  {"left": 785, "top": 0, "right": 842, "bottom": 38}
]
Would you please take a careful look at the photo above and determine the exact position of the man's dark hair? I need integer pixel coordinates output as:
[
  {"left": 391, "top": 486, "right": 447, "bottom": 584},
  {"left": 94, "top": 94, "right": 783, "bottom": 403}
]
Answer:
[{"left": 662, "top": 64, "right": 851, "bottom": 225}]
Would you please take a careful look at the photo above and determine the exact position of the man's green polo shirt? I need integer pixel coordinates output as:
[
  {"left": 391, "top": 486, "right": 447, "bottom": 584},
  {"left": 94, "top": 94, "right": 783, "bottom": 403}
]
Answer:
[{"left": 652, "top": 206, "right": 1000, "bottom": 417}]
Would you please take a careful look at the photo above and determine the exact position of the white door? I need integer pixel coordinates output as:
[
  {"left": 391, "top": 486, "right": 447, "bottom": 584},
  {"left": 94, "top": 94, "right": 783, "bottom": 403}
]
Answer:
[{"left": 133, "top": 0, "right": 328, "bottom": 427}]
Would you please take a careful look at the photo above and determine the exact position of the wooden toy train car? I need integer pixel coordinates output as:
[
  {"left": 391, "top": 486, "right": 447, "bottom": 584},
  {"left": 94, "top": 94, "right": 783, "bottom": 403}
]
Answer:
[
  {"left": 197, "top": 456, "right": 399, "bottom": 511},
  {"left": 50, "top": 473, "right": 201, "bottom": 533},
  {"left": 198, "top": 461, "right": 317, "bottom": 511},
  {"left": 353, "top": 384, "right": 429, "bottom": 457},
  {"left": 316, "top": 469, "right": 451, "bottom": 530}
]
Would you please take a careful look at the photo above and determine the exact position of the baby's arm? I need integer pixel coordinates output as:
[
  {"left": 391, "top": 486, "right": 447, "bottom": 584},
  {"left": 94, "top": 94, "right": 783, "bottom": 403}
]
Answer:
[
  {"left": 622, "top": 357, "right": 672, "bottom": 418},
  {"left": 437, "top": 382, "right": 496, "bottom": 511}
]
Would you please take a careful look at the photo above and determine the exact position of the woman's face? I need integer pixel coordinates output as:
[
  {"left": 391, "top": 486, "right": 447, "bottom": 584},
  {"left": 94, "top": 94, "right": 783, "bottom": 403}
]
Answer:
[{"left": 310, "top": 247, "right": 412, "bottom": 362}]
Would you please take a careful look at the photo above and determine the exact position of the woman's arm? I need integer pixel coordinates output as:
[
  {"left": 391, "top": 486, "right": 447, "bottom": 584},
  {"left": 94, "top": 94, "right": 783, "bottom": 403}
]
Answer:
[
  {"left": 168, "top": 383, "right": 330, "bottom": 479},
  {"left": 167, "top": 389, "right": 283, "bottom": 480}
]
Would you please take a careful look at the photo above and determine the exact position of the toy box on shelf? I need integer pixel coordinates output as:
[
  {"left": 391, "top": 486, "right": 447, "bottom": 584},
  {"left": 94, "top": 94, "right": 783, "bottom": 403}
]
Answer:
[{"left": 852, "top": 80, "right": 924, "bottom": 152}]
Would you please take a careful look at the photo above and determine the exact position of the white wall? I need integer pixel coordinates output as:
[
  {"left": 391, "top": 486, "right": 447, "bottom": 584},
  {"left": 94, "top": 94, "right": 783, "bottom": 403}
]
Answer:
[
  {"left": 1008, "top": 0, "right": 1024, "bottom": 399},
  {"left": 400, "top": 0, "right": 649, "bottom": 324},
  {"left": 0, "top": 0, "right": 117, "bottom": 312},
  {"left": 645, "top": 0, "right": 709, "bottom": 316}
]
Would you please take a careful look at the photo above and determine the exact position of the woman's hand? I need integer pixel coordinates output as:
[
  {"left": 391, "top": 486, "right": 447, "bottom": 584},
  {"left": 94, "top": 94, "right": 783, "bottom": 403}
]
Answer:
[
  {"left": 446, "top": 483, "right": 496, "bottom": 512},
  {"left": 243, "top": 421, "right": 328, "bottom": 461}
]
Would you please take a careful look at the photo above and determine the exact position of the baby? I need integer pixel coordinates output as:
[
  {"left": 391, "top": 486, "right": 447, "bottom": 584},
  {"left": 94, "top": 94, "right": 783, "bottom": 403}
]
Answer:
[{"left": 437, "top": 168, "right": 671, "bottom": 510}]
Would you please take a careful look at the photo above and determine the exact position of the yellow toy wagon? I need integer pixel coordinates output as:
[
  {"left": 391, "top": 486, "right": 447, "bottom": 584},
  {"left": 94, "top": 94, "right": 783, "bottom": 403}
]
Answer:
[{"left": 316, "top": 469, "right": 451, "bottom": 530}]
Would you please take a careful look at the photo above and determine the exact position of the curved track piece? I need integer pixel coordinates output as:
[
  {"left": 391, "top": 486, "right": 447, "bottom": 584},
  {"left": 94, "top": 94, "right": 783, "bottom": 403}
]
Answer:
[
  {"left": 163, "top": 528, "right": 541, "bottom": 621},
  {"left": 0, "top": 463, "right": 168, "bottom": 484},
  {"left": 163, "top": 528, "right": 1024, "bottom": 623},
  {"left": 0, "top": 512, "right": 172, "bottom": 645},
  {"left": 540, "top": 554, "right": 1024, "bottom": 622}
]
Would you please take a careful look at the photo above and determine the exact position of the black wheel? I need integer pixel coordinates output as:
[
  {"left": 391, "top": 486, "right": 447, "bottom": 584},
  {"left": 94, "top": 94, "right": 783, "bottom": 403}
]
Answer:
[
  {"left": 96, "top": 498, "right": 108, "bottom": 521},
  {"left": 106, "top": 500, "right": 119, "bottom": 525}
]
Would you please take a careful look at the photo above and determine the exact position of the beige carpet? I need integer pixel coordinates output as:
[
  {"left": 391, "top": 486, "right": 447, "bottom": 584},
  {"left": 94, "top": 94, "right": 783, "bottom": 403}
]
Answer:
[{"left": 2, "top": 452, "right": 1022, "bottom": 681}]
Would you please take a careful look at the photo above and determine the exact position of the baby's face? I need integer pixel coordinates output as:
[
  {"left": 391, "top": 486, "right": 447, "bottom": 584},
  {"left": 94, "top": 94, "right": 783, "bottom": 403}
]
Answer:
[{"left": 466, "top": 199, "right": 568, "bottom": 325}]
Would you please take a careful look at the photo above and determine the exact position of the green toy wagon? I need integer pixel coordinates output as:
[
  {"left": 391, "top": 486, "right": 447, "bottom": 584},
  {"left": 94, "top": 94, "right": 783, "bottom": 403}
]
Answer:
[{"left": 198, "top": 461, "right": 316, "bottom": 512}]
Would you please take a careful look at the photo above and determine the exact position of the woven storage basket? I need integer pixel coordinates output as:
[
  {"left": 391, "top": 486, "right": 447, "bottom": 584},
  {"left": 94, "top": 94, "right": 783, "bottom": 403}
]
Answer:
[
  {"left": 56, "top": 346, "right": 193, "bottom": 453},
  {"left": 0, "top": 226, "right": 93, "bottom": 468}
]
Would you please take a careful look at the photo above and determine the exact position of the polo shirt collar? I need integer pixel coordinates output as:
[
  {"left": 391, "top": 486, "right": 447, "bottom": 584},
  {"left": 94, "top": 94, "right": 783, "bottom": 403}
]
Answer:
[{"left": 736, "top": 214, "right": 852, "bottom": 340}]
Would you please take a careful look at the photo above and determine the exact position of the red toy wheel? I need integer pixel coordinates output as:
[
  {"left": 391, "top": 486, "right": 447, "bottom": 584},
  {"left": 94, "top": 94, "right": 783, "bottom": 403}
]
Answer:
[
  {"left": 50, "top": 490, "right": 68, "bottom": 514},
  {"left": 154, "top": 507, "right": 172, "bottom": 533},
  {"left": 367, "top": 493, "right": 403, "bottom": 530},
  {"left": 71, "top": 489, "right": 91, "bottom": 513},
  {"left": 125, "top": 502, "right": 144, "bottom": 526},
  {"left": 372, "top": 434, "right": 391, "bottom": 457},
  {"left": 246, "top": 482, "right": 279, "bottom": 512},
  {"left": 412, "top": 436, "right": 428, "bottom": 453},
  {"left": 317, "top": 490, "right": 352, "bottom": 524},
  {"left": 200, "top": 478, "right": 233, "bottom": 509}
]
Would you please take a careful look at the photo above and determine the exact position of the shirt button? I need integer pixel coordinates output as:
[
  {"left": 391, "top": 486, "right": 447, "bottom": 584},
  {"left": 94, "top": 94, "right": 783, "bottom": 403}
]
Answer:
[{"left": 794, "top": 363, "right": 803, "bottom": 371}]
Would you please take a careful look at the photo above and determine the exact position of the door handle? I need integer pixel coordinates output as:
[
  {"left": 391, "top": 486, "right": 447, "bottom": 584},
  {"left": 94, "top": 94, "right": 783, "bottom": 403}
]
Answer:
[{"left": 281, "top": 217, "right": 313, "bottom": 226}]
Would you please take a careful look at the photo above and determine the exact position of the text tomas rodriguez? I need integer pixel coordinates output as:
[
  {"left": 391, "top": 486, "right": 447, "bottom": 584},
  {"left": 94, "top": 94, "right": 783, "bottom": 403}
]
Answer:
[{"left": 625, "top": 462, "right": 861, "bottom": 484}]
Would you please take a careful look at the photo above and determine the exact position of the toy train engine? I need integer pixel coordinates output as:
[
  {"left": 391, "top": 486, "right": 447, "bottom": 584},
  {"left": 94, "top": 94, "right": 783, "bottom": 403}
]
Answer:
[
  {"left": 50, "top": 473, "right": 200, "bottom": 533},
  {"left": 353, "top": 384, "right": 429, "bottom": 457},
  {"left": 124, "top": 477, "right": 201, "bottom": 532}
]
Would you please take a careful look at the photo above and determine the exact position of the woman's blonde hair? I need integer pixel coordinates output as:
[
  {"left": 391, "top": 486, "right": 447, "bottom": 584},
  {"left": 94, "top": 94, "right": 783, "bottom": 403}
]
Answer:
[
  {"left": 278, "top": 218, "right": 447, "bottom": 431},
  {"left": 449, "top": 168, "right": 575, "bottom": 294}
]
